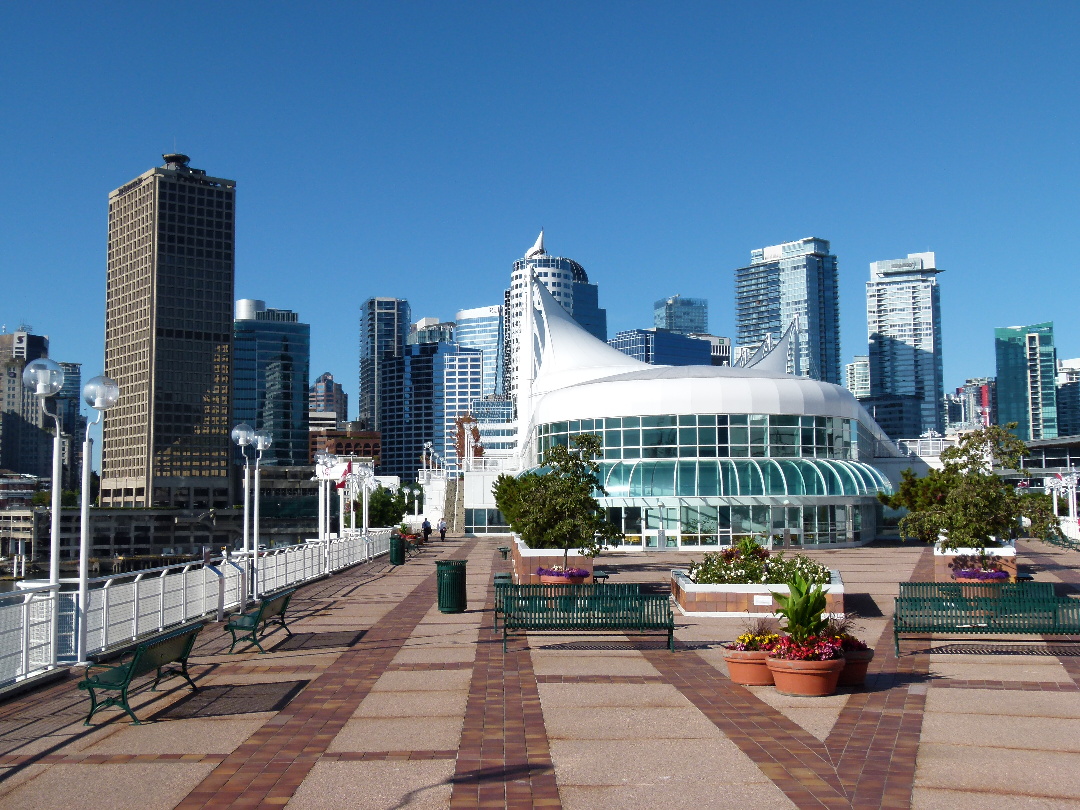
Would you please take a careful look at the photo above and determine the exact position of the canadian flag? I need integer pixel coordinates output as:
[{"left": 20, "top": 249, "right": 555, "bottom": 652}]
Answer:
[
  {"left": 1056, "top": 472, "right": 1064, "bottom": 480},
  {"left": 336, "top": 461, "right": 352, "bottom": 489}
]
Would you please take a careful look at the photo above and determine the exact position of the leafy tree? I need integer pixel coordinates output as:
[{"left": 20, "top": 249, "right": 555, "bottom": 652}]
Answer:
[
  {"left": 879, "top": 424, "right": 1062, "bottom": 549},
  {"left": 493, "top": 433, "right": 623, "bottom": 568},
  {"left": 31, "top": 490, "right": 78, "bottom": 507},
  {"left": 363, "top": 485, "right": 408, "bottom": 529}
]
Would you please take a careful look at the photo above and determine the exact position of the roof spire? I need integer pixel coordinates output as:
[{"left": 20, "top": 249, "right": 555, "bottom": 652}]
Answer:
[{"left": 525, "top": 229, "right": 545, "bottom": 258}]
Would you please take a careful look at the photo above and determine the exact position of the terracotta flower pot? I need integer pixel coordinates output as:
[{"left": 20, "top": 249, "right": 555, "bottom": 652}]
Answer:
[
  {"left": 766, "top": 657, "right": 844, "bottom": 697},
  {"left": 837, "top": 648, "right": 874, "bottom": 687},
  {"left": 723, "top": 649, "right": 774, "bottom": 686}
]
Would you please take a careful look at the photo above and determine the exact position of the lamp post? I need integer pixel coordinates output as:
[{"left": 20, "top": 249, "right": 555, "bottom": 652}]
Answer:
[
  {"left": 77, "top": 376, "right": 119, "bottom": 664},
  {"left": 22, "top": 358, "right": 64, "bottom": 668},
  {"left": 231, "top": 424, "right": 254, "bottom": 604},
  {"left": 252, "top": 429, "right": 272, "bottom": 569},
  {"left": 22, "top": 359, "right": 65, "bottom": 585}
]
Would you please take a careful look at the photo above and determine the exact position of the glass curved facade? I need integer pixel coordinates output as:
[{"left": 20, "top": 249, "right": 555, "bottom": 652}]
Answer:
[{"left": 534, "top": 413, "right": 892, "bottom": 548}]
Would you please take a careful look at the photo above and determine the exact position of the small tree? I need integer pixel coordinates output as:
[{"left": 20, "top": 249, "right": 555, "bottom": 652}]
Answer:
[
  {"left": 879, "top": 424, "right": 1062, "bottom": 549},
  {"left": 493, "top": 433, "right": 622, "bottom": 568},
  {"left": 364, "top": 485, "right": 408, "bottom": 529}
]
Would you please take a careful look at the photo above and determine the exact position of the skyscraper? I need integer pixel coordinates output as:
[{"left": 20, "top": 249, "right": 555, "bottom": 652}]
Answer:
[
  {"left": 233, "top": 299, "right": 311, "bottom": 466},
  {"left": 608, "top": 329, "right": 712, "bottom": 366},
  {"left": 1057, "top": 358, "right": 1080, "bottom": 437},
  {"left": 505, "top": 232, "right": 607, "bottom": 405},
  {"left": 455, "top": 305, "right": 503, "bottom": 398},
  {"left": 0, "top": 329, "right": 52, "bottom": 477},
  {"left": 734, "top": 237, "right": 841, "bottom": 384},
  {"left": 358, "top": 297, "right": 410, "bottom": 431},
  {"left": 101, "top": 154, "right": 235, "bottom": 508},
  {"left": 309, "top": 372, "right": 348, "bottom": 423},
  {"left": 845, "top": 356, "right": 870, "bottom": 400},
  {"left": 863, "top": 252, "right": 944, "bottom": 439},
  {"left": 995, "top": 322, "right": 1058, "bottom": 441},
  {"left": 654, "top": 295, "right": 708, "bottom": 335}
]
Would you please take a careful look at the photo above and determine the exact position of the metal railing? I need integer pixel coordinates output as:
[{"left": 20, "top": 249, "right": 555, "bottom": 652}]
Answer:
[{"left": 0, "top": 528, "right": 392, "bottom": 688}]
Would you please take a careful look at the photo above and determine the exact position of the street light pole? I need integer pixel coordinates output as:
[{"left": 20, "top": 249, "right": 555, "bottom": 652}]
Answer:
[
  {"left": 231, "top": 424, "right": 254, "bottom": 603},
  {"left": 22, "top": 359, "right": 65, "bottom": 667},
  {"left": 77, "top": 376, "right": 119, "bottom": 664},
  {"left": 251, "top": 429, "right": 272, "bottom": 597}
]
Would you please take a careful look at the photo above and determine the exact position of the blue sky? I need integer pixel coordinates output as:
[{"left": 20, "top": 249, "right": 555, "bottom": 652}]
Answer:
[{"left": 3, "top": 2, "right": 1079, "bottom": 418}]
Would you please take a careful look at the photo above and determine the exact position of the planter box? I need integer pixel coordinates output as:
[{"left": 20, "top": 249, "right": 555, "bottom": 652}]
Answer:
[
  {"left": 509, "top": 535, "right": 595, "bottom": 584},
  {"left": 933, "top": 544, "right": 1017, "bottom": 582},
  {"left": 670, "top": 569, "right": 845, "bottom": 617}
]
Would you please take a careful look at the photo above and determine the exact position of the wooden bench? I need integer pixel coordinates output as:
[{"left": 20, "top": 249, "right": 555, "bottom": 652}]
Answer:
[
  {"left": 225, "top": 588, "right": 296, "bottom": 653},
  {"left": 499, "top": 583, "right": 674, "bottom": 651},
  {"left": 77, "top": 623, "right": 203, "bottom": 725},
  {"left": 894, "top": 591, "right": 1080, "bottom": 655}
]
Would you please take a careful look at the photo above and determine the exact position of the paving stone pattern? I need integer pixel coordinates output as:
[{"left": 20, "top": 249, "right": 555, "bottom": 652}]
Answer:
[{"left": 0, "top": 539, "right": 1079, "bottom": 808}]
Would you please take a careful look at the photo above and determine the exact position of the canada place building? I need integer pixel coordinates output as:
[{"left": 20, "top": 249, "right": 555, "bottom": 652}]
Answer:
[{"left": 101, "top": 154, "right": 236, "bottom": 509}]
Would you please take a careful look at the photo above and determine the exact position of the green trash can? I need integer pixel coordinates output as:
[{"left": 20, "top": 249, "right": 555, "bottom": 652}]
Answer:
[
  {"left": 436, "top": 559, "right": 468, "bottom": 613},
  {"left": 390, "top": 536, "right": 406, "bottom": 566}
]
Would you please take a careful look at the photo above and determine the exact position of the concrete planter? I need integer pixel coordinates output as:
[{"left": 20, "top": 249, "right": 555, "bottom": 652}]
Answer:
[
  {"left": 766, "top": 657, "right": 844, "bottom": 697},
  {"left": 723, "top": 649, "right": 774, "bottom": 686},
  {"left": 510, "top": 536, "right": 594, "bottom": 585},
  {"left": 838, "top": 648, "right": 874, "bottom": 687},
  {"left": 670, "top": 569, "right": 845, "bottom": 617}
]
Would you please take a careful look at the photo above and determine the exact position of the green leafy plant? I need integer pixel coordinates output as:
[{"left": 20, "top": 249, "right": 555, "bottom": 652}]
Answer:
[
  {"left": 770, "top": 572, "right": 829, "bottom": 644},
  {"left": 493, "top": 433, "right": 623, "bottom": 569},
  {"left": 879, "top": 424, "right": 1062, "bottom": 550}
]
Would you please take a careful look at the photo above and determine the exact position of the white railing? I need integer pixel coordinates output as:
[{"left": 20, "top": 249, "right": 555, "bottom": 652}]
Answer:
[{"left": 0, "top": 528, "right": 393, "bottom": 688}]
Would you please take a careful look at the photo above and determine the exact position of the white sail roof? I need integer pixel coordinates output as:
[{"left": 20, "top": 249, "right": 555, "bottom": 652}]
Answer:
[{"left": 525, "top": 230, "right": 545, "bottom": 259}]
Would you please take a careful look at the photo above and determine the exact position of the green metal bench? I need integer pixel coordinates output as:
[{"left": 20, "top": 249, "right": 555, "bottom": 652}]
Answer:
[
  {"left": 225, "top": 588, "right": 296, "bottom": 653},
  {"left": 493, "top": 580, "right": 640, "bottom": 630},
  {"left": 497, "top": 546, "right": 511, "bottom": 560},
  {"left": 894, "top": 593, "right": 1080, "bottom": 655},
  {"left": 898, "top": 581, "right": 1056, "bottom": 600},
  {"left": 77, "top": 623, "right": 203, "bottom": 725},
  {"left": 499, "top": 583, "right": 674, "bottom": 651}
]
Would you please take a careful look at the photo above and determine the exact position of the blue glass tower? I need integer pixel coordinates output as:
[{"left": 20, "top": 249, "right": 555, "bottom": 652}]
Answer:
[
  {"left": 995, "top": 322, "right": 1057, "bottom": 440},
  {"left": 454, "top": 305, "right": 503, "bottom": 397},
  {"left": 608, "top": 329, "right": 712, "bottom": 366},
  {"left": 654, "top": 295, "right": 708, "bottom": 335},
  {"left": 233, "top": 299, "right": 311, "bottom": 466}
]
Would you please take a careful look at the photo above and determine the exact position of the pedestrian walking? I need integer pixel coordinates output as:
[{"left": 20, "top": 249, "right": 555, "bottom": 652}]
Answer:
[
  {"left": 438, "top": 518, "right": 447, "bottom": 540},
  {"left": 422, "top": 517, "right": 432, "bottom": 542}
]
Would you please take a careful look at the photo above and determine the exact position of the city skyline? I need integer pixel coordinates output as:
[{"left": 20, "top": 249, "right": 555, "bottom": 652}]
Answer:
[{"left": 4, "top": 4, "right": 1080, "bottom": 427}]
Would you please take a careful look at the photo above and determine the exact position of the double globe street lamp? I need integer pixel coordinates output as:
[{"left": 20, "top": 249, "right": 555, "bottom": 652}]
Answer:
[
  {"left": 21, "top": 359, "right": 66, "bottom": 589},
  {"left": 231, "top": 424, "right": 273, "bottom": 600}
]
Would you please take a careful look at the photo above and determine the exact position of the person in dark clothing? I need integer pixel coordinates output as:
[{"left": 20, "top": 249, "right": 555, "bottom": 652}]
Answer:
[
  {"left": 422, "top": 518, "right": 432, "bottom": 541},
  {"left": 438, "top": 518, "right": 447, "bottom": 540}
]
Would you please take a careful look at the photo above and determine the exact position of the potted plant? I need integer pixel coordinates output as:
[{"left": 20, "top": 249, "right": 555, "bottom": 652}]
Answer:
[
  {"left": 493, "top": 434, "right": 623, "bottom": 584},
  {"left": 723, "top": 616, "right": 780, "bottom": 686},
  {"left": 766, "top": 572, "right": 844, "bottom": 697},
  {"left": 826, "top": 613, "right": 874, "bottom": 687}
]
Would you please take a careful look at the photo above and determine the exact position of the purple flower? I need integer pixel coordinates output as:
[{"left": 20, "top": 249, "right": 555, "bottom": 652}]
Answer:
[{"left": 536, "top": 566, "right": 590, "bottom": 578}]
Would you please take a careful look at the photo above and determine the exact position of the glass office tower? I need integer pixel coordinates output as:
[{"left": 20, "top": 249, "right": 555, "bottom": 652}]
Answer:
[
  {"left": 654, "top": 295, "right": 708, "bottom": 335},
  {"left": 233, "top": 299, "right": 311, "bottom": 466},
  {"left": 995, "top": 322, "right": 1058, "bottom": 440},
  {"left": 735, "top": 237, "right": 841, "bottom": 384},
  {"left": 455, "top": 305, "right": 504, "bottom": 398},
  {"left": 359, "top": 297, "right": 410, "bottom": 430},
  {"left": 608, "top": 329, "right": 712, "bottom": 366}
]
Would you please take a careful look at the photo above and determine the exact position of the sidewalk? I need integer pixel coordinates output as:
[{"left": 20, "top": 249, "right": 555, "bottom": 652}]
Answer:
[{"left": 0, "top": 537, "right": 1078, "bottom": 809}]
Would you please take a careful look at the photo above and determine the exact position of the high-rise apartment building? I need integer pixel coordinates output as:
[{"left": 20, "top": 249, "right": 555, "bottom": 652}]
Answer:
[
  {"left": 359, "top": 298, "right": 410, "bottom": 431},
  {"left": 309, "top": 372, "right": 348, "bottom": 423},
  {"left": 608, "top": 329, "right": 712, "bottom": 366},
  {"left": 845, "top": 356, "right": 870, "bottom": 399},
  {"left": 101, "top": 154, "right": 235, "bottom": 508},
  {"left": 407, "top": 318, "right": 455, "bottom": 346},
  {"left": 995, "top": 322, "right": 1057, "bottom": 441},
  {"left": 57, "top": 362, "right": 85, "bottom": 491},
  {"left": 0, "top": 330, "right": 52, "bottom": 477},
  {"left": 455, "top": 306, "right": 504, "bottom": 398},
  {"left": 863, "top": 252, "right": 944, "bottom": 439},
  {"left": 505, "top": 232, "right": 607, "bottom": 405},
  {"left": 233, "top": 299, "right": 310, "bottom": 466},
  {"left": 734, "top": 237, "right": 841, "bottom": 384},
  {"left": 654, "top": 295, "right": 708, "bottom": 335}
]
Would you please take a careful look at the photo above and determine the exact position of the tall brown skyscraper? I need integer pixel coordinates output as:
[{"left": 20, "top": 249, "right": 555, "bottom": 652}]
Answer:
[{"left": 101, "top": 154, "right": 236, "bottom": 508}]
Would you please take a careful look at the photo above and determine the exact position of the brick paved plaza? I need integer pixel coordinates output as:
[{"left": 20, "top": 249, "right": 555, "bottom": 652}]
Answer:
[{"left": 0, "top": 536, "right": 1078, "bottom": 809}]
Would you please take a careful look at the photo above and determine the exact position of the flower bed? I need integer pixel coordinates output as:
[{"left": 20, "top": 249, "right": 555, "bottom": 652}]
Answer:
[
  {"left": 671, "top": 568, "right": 844, "bottom": 616},
  {"left": 509, "top": 536, "right": 595, "bottom": 584},
  {"left": 933, "top": 545, "right": 1016, "bottom": 582}
]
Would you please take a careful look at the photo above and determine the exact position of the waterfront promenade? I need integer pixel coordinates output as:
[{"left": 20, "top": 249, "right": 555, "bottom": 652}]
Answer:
[{"left": 0, "top": 536, "right": 1078, "bottom": 809}]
